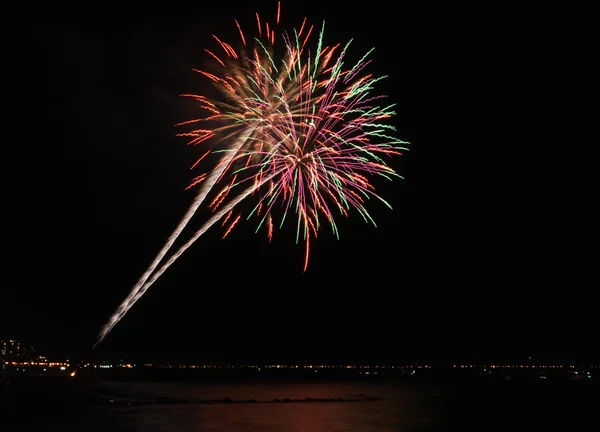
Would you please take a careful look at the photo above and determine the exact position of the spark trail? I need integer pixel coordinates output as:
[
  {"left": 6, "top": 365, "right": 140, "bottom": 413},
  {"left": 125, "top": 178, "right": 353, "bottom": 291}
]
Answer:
[
  {"left": 95, "top": 168, "right": 283, "bottom": 346},
  {"left": 94, "top": 131, "right": 253, "bottom": 347}
]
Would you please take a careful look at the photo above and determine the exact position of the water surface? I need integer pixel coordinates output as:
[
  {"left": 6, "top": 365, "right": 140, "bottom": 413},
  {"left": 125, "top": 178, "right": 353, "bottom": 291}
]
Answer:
[{"left": 3, "top": 378, "right": 595, "bottom": 431}]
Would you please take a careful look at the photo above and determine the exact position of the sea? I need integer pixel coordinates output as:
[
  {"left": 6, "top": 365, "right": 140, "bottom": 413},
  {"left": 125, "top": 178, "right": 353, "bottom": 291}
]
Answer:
[{"left": 1, "top": 375, "right": 597, "bottom": 431}]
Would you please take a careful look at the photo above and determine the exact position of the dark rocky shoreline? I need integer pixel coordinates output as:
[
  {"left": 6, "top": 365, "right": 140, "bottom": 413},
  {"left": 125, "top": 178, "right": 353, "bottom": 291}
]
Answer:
[{"left": 107, "top": 394, "right": 383, "bottom": 406}]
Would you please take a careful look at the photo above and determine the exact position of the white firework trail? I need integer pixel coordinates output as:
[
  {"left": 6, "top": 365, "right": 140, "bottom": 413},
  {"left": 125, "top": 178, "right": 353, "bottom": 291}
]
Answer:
[
  {"left": 94, "top": 131, "right": 253, "bottom": 347},
  {"left": 94, "top": 162, "right": 281, "bottom": 347}
]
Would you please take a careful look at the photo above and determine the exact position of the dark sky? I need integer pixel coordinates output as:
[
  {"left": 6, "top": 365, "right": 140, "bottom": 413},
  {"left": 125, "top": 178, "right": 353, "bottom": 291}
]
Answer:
[{"left": 2, "top": 2, "right": 590, "bottom": 363}]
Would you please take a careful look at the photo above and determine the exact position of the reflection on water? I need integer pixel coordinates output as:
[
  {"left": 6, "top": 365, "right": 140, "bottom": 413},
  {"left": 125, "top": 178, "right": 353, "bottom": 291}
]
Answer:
[
  {"left": 5, "top": 379, "right": 594, "bottom": 431},
  {"left": 102, "top": 381, "right": 442, "bottom": 432},
  {"left": 118, "top": 401, "right": 435, "bottom": 432},
  {"left": 11, "top": 381, "right": 445, "bottom": 432}
]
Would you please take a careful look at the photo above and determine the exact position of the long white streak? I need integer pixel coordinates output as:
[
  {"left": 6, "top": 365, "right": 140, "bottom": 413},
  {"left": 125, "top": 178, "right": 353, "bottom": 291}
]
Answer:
[
  {"left": 95, "top": 130, "right": 253, "bottom": 348},
  {"left": 95, "top": 167, "right": 282, "bottom": 347}
]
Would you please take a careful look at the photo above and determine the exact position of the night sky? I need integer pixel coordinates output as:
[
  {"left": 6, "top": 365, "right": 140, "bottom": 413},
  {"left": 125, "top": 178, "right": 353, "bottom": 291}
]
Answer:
[{"left": 2, "top": 2, "right": 589, "bottom": 364}]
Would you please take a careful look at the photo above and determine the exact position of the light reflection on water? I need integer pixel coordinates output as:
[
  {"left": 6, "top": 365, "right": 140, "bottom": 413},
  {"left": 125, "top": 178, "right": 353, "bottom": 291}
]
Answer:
[
  {"left": 80, "top": 381, "right": 443, "bottom": 432},
  {"left": 5, "top": 378, "right": 595, "bottom": 431},
  {"left": 116, "top": 401, "right": 434, "bottom": 432}
]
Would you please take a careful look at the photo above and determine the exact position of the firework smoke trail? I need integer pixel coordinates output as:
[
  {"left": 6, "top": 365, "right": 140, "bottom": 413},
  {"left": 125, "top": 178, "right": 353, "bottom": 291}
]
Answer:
[
  {"left": 95, "top": 168, "right": 283, "bottom": 346},
  {"left": 94, "top": 130, "right": 254, "bottom": 347},
  {"left": 96, "top": 2, "right": 410, "bottom": 345}
]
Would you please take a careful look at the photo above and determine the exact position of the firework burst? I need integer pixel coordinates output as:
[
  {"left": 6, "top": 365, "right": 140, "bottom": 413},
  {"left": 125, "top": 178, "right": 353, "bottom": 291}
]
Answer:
[{"left": 95, "top": 2, "right": 410, "bottom": 346}]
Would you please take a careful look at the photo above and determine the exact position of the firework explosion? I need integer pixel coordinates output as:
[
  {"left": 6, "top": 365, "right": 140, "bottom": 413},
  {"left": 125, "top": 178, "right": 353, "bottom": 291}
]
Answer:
[{"left": 95, "top": 2, "right": 410, "bottom": 346}]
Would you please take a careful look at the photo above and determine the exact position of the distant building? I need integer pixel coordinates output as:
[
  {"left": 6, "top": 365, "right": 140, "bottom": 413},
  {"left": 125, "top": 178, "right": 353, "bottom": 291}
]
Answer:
[{"left": 0, "top": 340, "right": 34, "bottom": 362}]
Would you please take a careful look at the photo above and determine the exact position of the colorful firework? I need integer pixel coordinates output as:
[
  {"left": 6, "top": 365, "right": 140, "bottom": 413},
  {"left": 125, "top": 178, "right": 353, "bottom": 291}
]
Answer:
[{"left": 95, "top": 2, "right": 410, "bottom": 346}]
